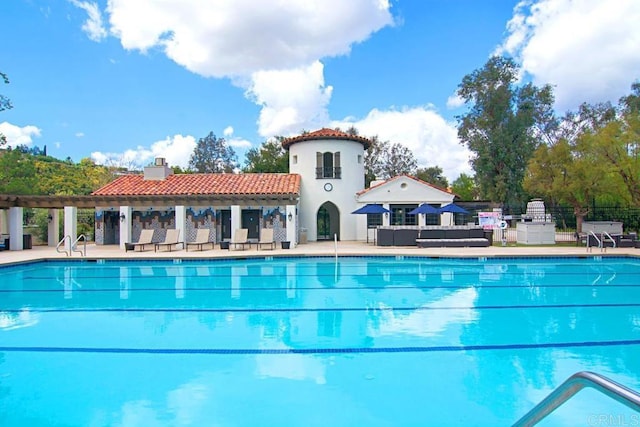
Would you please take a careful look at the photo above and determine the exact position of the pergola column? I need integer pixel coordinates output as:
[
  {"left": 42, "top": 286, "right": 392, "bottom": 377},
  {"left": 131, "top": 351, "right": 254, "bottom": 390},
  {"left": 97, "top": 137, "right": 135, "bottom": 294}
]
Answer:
[
  {"left": 47, "top": 208, "right": 60, "bottom": 247},
  {"left": 175, "top": 205, "right": 186, "bottom": 243},
  {"left": 63, "top": 206, "right": 77, "bottom": 253},
  {"left": 9, "top": 207, "right": 24, "bottom": 250},
  {"left": 119, "top": 206, "right": 132, "bottom": 249},
  {"left": 286, "top": 204, "right": 296, "bottom": 247},
  {"left": 0, "top": 209, "right": 8, "bottom": 235},
  {"left": 231, "top": 205, "right": 241, "bottom": 239}
]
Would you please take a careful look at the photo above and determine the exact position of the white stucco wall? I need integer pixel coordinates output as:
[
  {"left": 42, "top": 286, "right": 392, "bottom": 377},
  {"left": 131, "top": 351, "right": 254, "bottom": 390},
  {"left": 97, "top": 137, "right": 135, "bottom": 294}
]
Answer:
[
  {"left": 289, "top": 139, "right": 365, "bottom": 241},
  {"left": 354, "top": 176, "right": 455, "bottom": 241}
]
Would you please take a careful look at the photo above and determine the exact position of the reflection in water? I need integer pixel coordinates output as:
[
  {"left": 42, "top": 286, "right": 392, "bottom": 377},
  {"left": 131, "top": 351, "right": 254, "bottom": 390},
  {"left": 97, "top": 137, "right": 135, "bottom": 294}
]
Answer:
[
  {"left": 58, "top": 266, "right": 82, "bottom": 299},
  {"left": 286, "top": 263, "right": 296, "bottom": 299},
  {"left": 256, "top": 342, "right": 327, "bottom": 384},
  {"left": 119, "top": 266, "right": 130, "bottom": 300},
  {"left": 371, "top": 288, "right": 479, "bottom": 339},
  {"left": 2, "top": 258, "right": 640, "bottom": 426},
  {"left": 231, "top": 264, "right": 245, "bottom": 299},
  {"left": 0, "top": 309, "right": 39, "bottom": 330}
]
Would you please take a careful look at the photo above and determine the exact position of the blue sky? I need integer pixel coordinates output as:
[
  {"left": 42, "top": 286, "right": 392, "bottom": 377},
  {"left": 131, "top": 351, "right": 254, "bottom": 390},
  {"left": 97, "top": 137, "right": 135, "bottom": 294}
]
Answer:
[{"left": 1, "top": 0, "right": 639, "bottom": 181}]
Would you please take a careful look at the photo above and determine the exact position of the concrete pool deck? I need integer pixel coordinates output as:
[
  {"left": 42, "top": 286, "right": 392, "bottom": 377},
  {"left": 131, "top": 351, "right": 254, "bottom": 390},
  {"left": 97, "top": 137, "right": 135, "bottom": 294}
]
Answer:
[{"left": 1, "top": 241, "right": 639, "bottom": 265}]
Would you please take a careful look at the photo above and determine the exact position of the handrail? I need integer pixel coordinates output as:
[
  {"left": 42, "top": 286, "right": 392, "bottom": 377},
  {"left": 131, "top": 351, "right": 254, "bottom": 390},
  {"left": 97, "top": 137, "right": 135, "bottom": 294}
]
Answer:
[
  {"left": 72, "top": 234, "right": 87, "bottom": 257},
  {"left": 602, "top": 231, "right": 617, "bottom": 249},
  {"left": 56, "top": 235, "right": 71, "bottom": 256},
  {"left": 513, "top": 371, "right": 640, "bottom": 427},
  {"left": 587, "top": 231, "right": 601, "bottom": 253}
]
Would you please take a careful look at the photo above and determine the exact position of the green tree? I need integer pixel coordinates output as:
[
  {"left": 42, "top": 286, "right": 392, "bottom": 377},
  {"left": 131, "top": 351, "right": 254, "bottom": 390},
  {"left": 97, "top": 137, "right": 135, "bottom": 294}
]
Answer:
[
  {"left": 456, "top": 56, "right": 556, "bottom": 207},
  {"left": 0, "top": 148, "right": 38, "bottom": 194},
  {"left": 243, "top": 137, "right": 289, "bottom": 173},
  {"left": 188, "top": 131, "right": 238, "bottom": 173},
  {"left": 524, "top": 136, "right": 611, "bottom": 231},
  {"left": 1, "top": 71, "right": 12, "bottom": 146},
  {"left": 451, "top": 173, "right": 478, "bottom": 200},
  {"left": 415, "top": 166, "right": 448, "bottom": 189},
  {"left": 364, "top": 136, "right": 418, "bottom": 186}
]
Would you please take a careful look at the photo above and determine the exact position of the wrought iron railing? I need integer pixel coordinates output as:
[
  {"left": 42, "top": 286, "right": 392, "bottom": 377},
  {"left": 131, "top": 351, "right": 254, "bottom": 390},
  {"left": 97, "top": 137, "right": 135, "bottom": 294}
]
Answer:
[{"left": 315, "top": 167, "right": 341, "bottom": 179}]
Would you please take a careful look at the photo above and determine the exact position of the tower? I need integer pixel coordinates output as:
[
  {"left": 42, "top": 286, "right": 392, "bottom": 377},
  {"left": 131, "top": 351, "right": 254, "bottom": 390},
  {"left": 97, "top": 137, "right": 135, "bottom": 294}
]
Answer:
[{"left": 282, "top": 128, "right": 371, "bottom": 241}]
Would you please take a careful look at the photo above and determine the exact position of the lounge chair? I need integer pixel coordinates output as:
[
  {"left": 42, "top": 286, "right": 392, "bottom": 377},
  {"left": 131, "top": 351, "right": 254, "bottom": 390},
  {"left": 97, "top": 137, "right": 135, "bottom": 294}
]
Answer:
[
  {"left": 186, "top": 229, "right": 214, "bottom": 252},
  {"left": 257, "top": 228, "right": 276, "bottom": 250},
  {"left": 125, "top": 229, "right": 155, "bottom": 252},
  {"left": 230, "top": 228, "right": 250, "bottom": 250},
  {"left": 154, "top": 229, "right": 184, "bottom": 252}
]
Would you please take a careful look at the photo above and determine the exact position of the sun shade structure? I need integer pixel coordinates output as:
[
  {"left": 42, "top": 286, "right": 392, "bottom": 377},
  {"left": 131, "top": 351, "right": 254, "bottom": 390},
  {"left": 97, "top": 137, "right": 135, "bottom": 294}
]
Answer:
[
  {"left": 438, "top": 203, "right": 469, "bottom": 214},
  {"left": 408, "top": 204, "right": 439, "bottom": 215},
  {"left": 352, "top": 204, "right": 391, "bottom": 214}
]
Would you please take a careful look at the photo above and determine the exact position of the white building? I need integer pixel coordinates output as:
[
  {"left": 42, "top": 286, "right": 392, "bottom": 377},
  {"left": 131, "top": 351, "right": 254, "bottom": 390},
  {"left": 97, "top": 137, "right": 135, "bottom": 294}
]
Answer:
[{"left": 0, "top": 128, "right": 458, "bottom": 250}]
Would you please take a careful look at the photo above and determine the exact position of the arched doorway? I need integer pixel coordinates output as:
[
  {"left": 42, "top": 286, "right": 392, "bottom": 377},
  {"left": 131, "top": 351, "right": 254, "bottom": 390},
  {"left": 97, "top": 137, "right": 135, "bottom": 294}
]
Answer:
[{"left": 317, "top": 201, "right": 340, "bottom": 241}]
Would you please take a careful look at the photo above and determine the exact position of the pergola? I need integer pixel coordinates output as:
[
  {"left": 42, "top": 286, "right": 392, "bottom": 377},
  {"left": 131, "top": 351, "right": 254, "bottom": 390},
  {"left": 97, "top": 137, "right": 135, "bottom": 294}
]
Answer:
[{"left": 0, "top": 192, "right": 299, "bottom": 251}]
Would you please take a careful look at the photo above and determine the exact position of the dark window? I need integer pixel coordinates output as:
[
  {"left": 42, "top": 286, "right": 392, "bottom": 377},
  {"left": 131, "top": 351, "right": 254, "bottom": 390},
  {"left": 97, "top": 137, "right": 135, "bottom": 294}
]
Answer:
[
  {"left": 316, "top": 151, "right": 342, "bottom": 179},
  {"left": 367, "top": 213, "right": 383, "bottom": 228},
  {"left": 390, "top": 204, "right": 418, "bottom": 225}
]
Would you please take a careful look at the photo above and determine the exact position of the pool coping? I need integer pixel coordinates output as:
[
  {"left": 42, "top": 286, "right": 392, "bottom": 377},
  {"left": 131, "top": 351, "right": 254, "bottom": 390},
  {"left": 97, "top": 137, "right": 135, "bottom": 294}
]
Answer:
[{"left": 1, "top": 240, "right": 640, "bottom": 268}]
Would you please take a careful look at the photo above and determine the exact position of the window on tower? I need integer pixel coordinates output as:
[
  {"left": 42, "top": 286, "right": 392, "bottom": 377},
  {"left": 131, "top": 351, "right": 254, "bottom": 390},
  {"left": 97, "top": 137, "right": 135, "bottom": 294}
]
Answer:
[{"left": 316, "top": 151, "right": 341, "bottom": 179}]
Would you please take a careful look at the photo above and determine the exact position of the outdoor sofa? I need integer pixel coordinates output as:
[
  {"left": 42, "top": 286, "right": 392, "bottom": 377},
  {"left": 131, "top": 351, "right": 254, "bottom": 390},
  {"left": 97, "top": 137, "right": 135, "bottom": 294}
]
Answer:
[{"left": 377, "top": 226, "right": 491, "bottom": 247}]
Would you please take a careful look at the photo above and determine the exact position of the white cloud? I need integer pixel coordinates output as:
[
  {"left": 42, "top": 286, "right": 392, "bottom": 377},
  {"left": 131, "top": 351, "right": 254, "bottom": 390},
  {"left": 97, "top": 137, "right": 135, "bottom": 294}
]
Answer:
[
  {"left": 91, "top": 134, "right": 196, "bottom": 169},
  {"left": 246, "top": 61, "right": 333, "bottom": 137},
  {"left": 222, "top": 126, "right": 234, "bottom": 137},
  {"left": 101, "top": 0, "right": 393, "bottom": 139},
  {"left": 498, "top": 0, "right": 640, "bottom": 111},
  {"left": 0, "top": 122, "right": 42, "bottom": 148},
  {"left": 446, "top": 94, "right": 465, "bottom": 109},
  {"left": 106, "top": 0, "right": 393, "bottom": 78},
  {"left": 69, "top": 0, "right": 107, "bottom": 42},
  {"left": 227, "top": 137, "right": 253, "bottom": 150},
  {"left": 332, "top": 107, "right": 473, "bottom": 181},
  {"left": 75, "top": 132, "right": 85, "bottom": 138}
]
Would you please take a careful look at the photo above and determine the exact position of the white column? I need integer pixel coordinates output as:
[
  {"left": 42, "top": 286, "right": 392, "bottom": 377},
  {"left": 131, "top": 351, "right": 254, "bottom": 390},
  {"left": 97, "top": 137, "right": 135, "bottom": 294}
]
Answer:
[
  {"left": 441, "top": 212, "right": 453, "bottom": 226},
  {"left": 418, "top": 213, "right": 426, "bottom": 227},
  {"left": 64, "top": 206, "right": 78, "bottom": 253},
  {"left": 383, "top": 204, "right": 391, "bottom": 226},
  {"left": 119, "top": 206, "right": 132, "bottom": 249},
  {"left": 175, "top": 205, "right": 186, "bottom": 243},
  {"left": 47, "top": 209, "right": 60, "bottom": 247},
  {"left": 231, "top": 205, "right": 241, "bottom": 239},
  {"left": 0, "top": 209, "right": 8, "bottom": 235},
  {"left": 9, "top": 207, "right": 24, "bottom": 251},
  {"left": 286, "top": 204, "right": 296, "bottom": 247}
]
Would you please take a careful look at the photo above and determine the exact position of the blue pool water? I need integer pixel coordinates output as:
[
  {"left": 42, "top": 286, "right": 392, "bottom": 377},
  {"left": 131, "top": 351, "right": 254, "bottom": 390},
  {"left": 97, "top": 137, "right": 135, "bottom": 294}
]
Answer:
[{"left": 1, "top": 256, "right": 639, "bottom": 426}]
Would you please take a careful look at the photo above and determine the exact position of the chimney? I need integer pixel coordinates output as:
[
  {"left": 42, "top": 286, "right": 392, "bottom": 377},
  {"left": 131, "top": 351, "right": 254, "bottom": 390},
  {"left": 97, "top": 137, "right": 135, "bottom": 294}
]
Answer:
[{"left": 144, "top": 157, "right": 173, "bottom": 180}]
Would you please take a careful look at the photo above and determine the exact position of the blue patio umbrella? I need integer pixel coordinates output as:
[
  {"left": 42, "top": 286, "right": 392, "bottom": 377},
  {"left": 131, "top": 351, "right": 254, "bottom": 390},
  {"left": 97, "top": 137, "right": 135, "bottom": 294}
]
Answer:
[
  {"left": 408, "top": 204, "right": 439, "bottom": 215},
  {"left": 351, "top": 204, "right": 391, "bottom": 214},
  {"left": 438, "top": 203, "right": 469, "bottom": 214}
]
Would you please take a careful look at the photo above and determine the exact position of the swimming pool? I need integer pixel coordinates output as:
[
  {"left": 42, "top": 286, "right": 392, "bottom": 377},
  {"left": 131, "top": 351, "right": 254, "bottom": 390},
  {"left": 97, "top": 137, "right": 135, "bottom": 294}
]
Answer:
[{"left": 1, "top": 256, "right": 639, "bottom": 426}]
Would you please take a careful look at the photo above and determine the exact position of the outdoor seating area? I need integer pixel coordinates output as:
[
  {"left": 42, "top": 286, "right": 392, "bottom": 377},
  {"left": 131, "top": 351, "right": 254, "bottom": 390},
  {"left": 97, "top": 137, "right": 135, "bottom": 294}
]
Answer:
[
  {"left": 575, "top": 222, "right": 640, "bottom": 248},
  {"left": 376, "top": 226, "right": 492, "bottom": 247},
  {"left": 416, "top": 228, "right": 491, "bottom": 248}
]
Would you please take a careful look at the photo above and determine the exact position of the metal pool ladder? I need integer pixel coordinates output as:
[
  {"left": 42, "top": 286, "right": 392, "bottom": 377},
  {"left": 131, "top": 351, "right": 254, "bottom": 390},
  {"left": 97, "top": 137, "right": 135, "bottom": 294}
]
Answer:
[
  {"left": 513, "top": 371, "right": 640, "bottom": 426},
  {"left": 56, "top": 234, "right": 87, "bottom": 257}
]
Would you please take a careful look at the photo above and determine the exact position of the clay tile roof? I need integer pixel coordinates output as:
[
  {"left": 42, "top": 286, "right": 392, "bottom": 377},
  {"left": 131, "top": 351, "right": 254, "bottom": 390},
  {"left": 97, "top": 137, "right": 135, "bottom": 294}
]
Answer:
[
  {"left": 92, "top": 173, "right": 301, "bottom": 197},
  {"left": 281, "top": 128, "right": 372, "bottom": 150}
]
